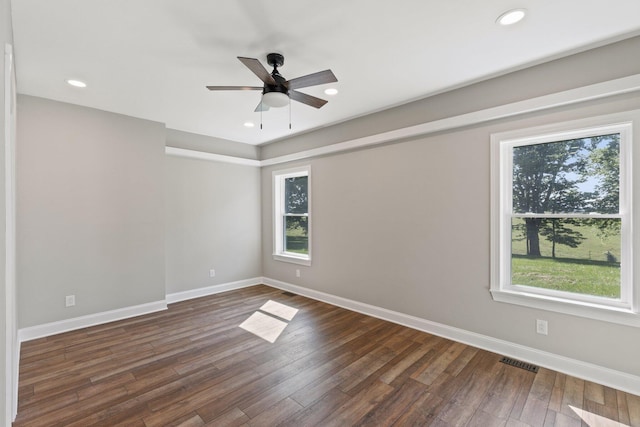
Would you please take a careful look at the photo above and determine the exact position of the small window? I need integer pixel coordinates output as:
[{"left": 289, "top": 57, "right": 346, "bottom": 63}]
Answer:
[
  {"left": 491, "top": 116, "right": 636, "bottom": 325},
  {"left": 273, "top": 165, "right": 311, "bottom": 265}
]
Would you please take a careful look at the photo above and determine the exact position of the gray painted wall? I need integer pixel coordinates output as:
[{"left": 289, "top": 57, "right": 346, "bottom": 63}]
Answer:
[
  {"left": 165, "top": 155, "right": 261, "bottom": 294},
  {"left": 262, "top": 97, "right": 640, "bottom": 377},
  {"left": 17, "top": 95, "right": 166, "bottom": 328},
  {"left": 1, "top": 0, "right": 13, "bottom": 421},
  {"left": 262, "top": 69, "right": 640, "bottom": 377}
]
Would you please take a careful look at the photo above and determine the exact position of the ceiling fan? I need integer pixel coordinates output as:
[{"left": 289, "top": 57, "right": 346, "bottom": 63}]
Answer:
[{"left": 206, "top": 53, "right": 337, "bottom": 112}]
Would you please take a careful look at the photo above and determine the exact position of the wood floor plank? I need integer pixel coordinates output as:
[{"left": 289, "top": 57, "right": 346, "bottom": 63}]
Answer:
[
  {"left": 582, "top": 398, "right": 619, "bottom": 424},
  {"left": 560, "top": 376, "right": 585, "bottom": 420},
  {"left": 147, "top": 378, "right": 261, "bottom": 426},
  {"left": 247, "top": 397, "right": 303, "bottom": 427},
  {"left": 467, "top": 409, "right": 508, "bottom": 427},
  {"left": 338, "top": 346, "right": 398, "bottom": 395},
  {"left": 195, "top": 350, "right": 349, "bottom": 422},
  {"left": 584, "top": 380, "right": 606, "bottom": 405},
  {"left": 378, "top": 341, "right": 431, "bottom": 384},
  {"left": 617, "top": 389, "right": 632, "bottom": 426},
  {"left": 353, "top": 379, "right": 428, "bottom": 426},
  {"left": 16, "top": 386, "right": 129, "bottom": 427},
  {"left": 14, "top": 285, "right": 640, "bottom": 427},
  {"left": 240, "top": 353, "right": 348, "bottom": 418},
  {"left": 508, "top": 365, "right": 537, "bottom": 420},
  {"left": 411, "top": 340, "right": 467, "bottom": 386},
  {"left": 285, "top": 351, "right": 363, "bottom": 408},
  {"left": 626, "top": 392, "right": 640, "bottom": 427},
  {"left": 519, "top": 394, "right": 550, "bottom": 427},
  {"left": 319, "top": 380, "right": 394, "bottom": 426},
  {"left": 481, "top": 367, "right": 532, "bottom": 422},
  {"left": 543, "top": 409, "right": 557, "bottom": 427},
  {"left": 173, "top": 413, "right": 206, "bottom": 427},
  {"left": 391, "top": 390, "right": 444, "bottom": 425},
  {"left": 506, "top": 417, "right": 533, "bottom": 427},
  {"left": 435, "top": 367, "right": 500, "bottom": 426},
  {"left": 529, "top": 368, "right": 556, "bottom": 402},
  {"left": 202, "top": 407, "right": 249, "bottom": 426},
  {"left": 281, "top": 387, "right": 351, "bottom": 427}
]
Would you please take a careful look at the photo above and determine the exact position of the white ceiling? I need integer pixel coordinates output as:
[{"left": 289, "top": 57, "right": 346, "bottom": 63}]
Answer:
[{"left": 11, "top": 0, "right": 640, "bottom": 146}]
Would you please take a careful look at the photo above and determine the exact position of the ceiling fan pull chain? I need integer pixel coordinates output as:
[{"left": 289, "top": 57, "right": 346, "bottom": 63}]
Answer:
[
  {"left": 260, "top": 103, "right": 263, "bottom": 130},
  {"left": 289, "top": 98, "right": 292, "bottom": 130}
]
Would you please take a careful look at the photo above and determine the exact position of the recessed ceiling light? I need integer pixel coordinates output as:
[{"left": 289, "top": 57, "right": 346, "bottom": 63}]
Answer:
[
  {"left": 243, "top": 121, "right": 255, "bottom": 128},
  {"left": 324, "top": 88, "right": 338, "bottom": 96},
  {"left": 66, "top": 79, "right": 87, "bottom": 88},
  {"left": 497, "top": 9, "right": 526, "bottom": 26}
]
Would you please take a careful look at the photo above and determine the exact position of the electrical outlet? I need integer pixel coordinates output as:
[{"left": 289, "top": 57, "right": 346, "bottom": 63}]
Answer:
[
  {"left": 209, "top": 269, "right": 216, "bottom": 278},
  {"left": 536, "top": 319, "right": 548, "bottom": 335},
  {"left": 65, "top": 295, "right": 75, "bottom": 307},
  {"left": 296, "top": 269, "right": 300, "bottom": 278}
]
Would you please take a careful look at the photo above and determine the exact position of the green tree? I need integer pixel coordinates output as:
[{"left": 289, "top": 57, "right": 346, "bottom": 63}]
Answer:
[
  {"left": 285, "top": 176, "right": 308, "bottom": 236},
  {"left": 512, "top": 139, "right": 588, "bottom": 256},
  {"left": 585, "top": 134, "right": 620, "bottom": 241},
  {"left": 539, "top": 218, "right": 585, "bottom": 258}
]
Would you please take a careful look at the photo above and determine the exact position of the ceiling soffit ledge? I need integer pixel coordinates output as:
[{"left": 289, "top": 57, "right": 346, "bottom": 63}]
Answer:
[{"left": 166, "top": 73, "right": 640, "bottom": 167}]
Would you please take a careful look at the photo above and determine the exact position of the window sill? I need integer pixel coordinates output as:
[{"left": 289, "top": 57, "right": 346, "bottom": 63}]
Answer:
[
  {"left": 490, "top": 289, "right": 640, "bottom": 328},
  {"left": 273, "top": 253, "right": 311, "bottom": 266}
]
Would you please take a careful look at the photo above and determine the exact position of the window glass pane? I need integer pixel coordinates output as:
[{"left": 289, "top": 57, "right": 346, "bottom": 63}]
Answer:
[
  {"left": 285, "top": 176, "right": 308, "bottom": 214},
  {"left": 512, "top": 134, "right": 620, "bottom": 214},
  {"left": 284, "top": 216, "right": 308, "bottom": 255},
  {"left": 511, "top": 218, "right": 621, "bottom": 298}
]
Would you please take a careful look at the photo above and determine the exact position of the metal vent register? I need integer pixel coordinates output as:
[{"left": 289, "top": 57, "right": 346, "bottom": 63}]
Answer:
[{"left": 500, "top": 357, "right": 539, "bottom": 373}]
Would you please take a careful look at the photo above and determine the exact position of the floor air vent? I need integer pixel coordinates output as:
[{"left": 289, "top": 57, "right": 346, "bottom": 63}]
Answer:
[
  {"left": 281, "top": 291, "right": 297, "bottom": 297},
  {"left": 500, "top": 357, "right": 539, "bottom": 373}
]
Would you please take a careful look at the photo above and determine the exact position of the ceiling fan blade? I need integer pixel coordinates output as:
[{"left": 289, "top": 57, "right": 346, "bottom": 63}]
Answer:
[
  {"left": 206, "top": 86, "right": 262, "bottom": 91},
  {"left": 286, "top": 69, "right": 337, "bottom": 90},
  {"left": 254, "top": 101, "right": 270, "bottom": 112},
  {"left": 238, "top": 57, "right": 276, "bottom": 85},
  {"left": 289, "top": 90, "right": 328, "bottom": 108}
]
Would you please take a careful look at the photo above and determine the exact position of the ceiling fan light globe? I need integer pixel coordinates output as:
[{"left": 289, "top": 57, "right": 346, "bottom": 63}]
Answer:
[{"left": 262, "top": 92, "right": 289, "bottom": 108}]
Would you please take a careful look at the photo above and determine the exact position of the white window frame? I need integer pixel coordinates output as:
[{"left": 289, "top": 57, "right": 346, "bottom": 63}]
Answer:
[
  {"left": 490, "top": 112, "right": 639, "bottom": 327},
  {"left": 273, "top": 165, "right": 311, "bottom": 266}
]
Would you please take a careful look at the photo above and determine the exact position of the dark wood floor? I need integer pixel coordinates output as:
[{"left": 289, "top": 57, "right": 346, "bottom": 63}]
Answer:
[{"left": 14, "top": 285, "right": 640, "bottom": 426}]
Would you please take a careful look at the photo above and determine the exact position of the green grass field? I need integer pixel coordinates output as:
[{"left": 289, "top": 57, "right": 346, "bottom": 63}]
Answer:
[
  {"left": 511, "top": 219, "right": 621, "bottom": 298},
  {"left": 285, "top": 225, "right": 308, "bottom": 254},
  {"left": 511, "top": 256, "right": 620, "bottom": 297}
]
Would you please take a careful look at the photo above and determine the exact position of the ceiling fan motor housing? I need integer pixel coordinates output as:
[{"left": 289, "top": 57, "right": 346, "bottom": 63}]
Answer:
[
  {"left": 264, "top": 53, "right": 288, "bottom": 95},
  {"left": 265, "top": 74, "right": 288, "bottom": 95},
  {"left": 266, "top": 53, "right": 284, "bottom": 68}
]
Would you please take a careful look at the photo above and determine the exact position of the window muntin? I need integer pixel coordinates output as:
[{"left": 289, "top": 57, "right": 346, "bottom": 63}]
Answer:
[
  {"left": 273, "top": 166, "right": 311, "bottom": 265},
  {"left": 492, "top": 120, "right": 633, "bottom": 317}
]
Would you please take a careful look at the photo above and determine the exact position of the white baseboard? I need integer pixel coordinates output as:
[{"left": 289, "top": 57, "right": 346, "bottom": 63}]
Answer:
[
  {"left": 262, "top": 277, "right": 640, "bottom": 397},
  {"left": 166, "top": 277, "right": 262, "bottom": 303},
  {"left": 18, "top": 277, "right": 264, "bottom": 343},
  {"left": 18, "top": 300, "right": 168, "bottom": 342}
]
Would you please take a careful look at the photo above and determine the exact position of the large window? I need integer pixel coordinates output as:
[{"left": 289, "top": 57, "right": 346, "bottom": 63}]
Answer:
[
  {"left": 273, "top": 165, "right": 311, "bottom": 265},
  {"left": 491, "top": 116, "right": 636, "bottom": 324}
]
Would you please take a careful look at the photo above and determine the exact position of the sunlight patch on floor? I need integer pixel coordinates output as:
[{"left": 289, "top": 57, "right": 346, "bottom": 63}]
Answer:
[
  {"left": 239, "top": 311, "right": 288, "bottom": 343},
  {"left": 570, "top": 405, "right": 629, "bottom": 426},
  {"left": 239, "top": 300, "right": 300, "bottom": 343},
  {"left": 259, "top": 299, "right": 299, "bottom": 321}
]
